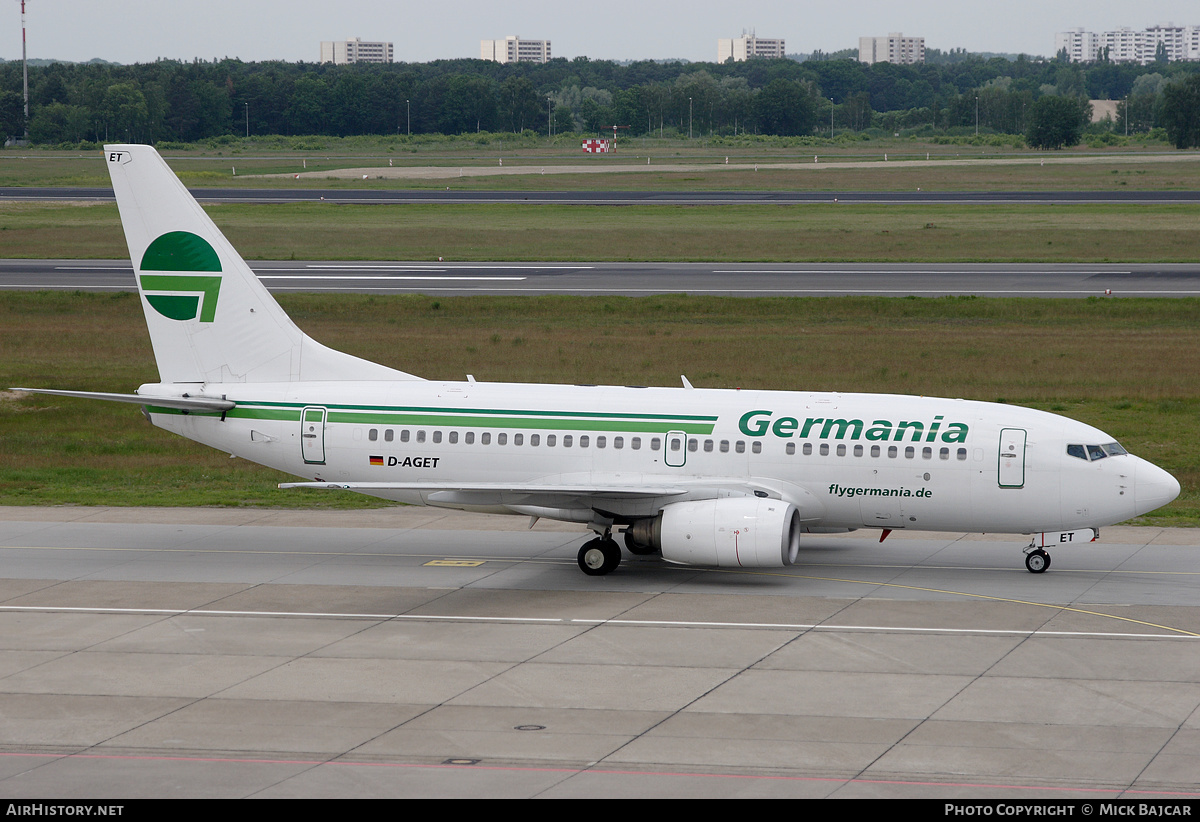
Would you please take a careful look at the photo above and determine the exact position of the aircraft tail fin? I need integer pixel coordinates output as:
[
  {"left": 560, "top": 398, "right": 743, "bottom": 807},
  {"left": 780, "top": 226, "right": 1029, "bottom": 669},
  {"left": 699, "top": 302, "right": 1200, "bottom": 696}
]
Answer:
[{"left": 104, "top": 144, "right": 421, "bottom": 385}]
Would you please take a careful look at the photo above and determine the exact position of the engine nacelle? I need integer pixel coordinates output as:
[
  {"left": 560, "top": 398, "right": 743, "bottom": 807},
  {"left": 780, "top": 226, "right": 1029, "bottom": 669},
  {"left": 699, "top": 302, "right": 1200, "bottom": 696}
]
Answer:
[{"left": 630, "top": 498, "right": 801, "bottom": 568}]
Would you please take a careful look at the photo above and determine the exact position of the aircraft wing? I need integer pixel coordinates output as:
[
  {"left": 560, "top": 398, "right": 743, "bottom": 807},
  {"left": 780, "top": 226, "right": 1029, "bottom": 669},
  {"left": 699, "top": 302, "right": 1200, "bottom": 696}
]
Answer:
[{"left": 279, "top": 480, "right": 687, "bottom": 500}]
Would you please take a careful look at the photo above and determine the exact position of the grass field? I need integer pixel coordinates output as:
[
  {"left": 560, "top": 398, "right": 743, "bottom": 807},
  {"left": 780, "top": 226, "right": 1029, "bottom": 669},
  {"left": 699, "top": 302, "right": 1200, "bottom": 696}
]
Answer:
[
  {"left": 1, "top": 292, "right": 1196, "bottom": 525},
  {"left": 4, "top": 140, "right": 1200, "bottom": 192},
  {"left": 2, "top": 200, "right": 1198, "bottom": 263}
]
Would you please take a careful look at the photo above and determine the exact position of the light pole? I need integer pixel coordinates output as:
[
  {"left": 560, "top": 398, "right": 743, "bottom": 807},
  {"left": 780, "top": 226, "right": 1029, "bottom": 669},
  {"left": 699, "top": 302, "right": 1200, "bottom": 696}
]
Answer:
[
  {"left": 975, "top": 95, "right": 979, "bottom": 136},
  {"left": 688, "top": 97, "right": 693, "bottom": 139},
  {"left": 244, "top": 102, "right": 249, "bottom": 138},
  {"left": 406, "top": 99, "right": 410, "bottom": 136},
  {"left": 830, "top": 98, "right": 834, "bottom": 138},
  {"left": 548, "top": 95, "right": 553, "bottom": 136}
]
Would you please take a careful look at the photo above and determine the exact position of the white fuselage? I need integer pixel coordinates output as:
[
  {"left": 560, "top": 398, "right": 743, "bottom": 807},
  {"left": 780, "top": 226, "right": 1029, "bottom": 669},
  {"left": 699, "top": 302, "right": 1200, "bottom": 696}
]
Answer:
[{"left": 144, "top": 379, "right": 1176, "bottom": 535}]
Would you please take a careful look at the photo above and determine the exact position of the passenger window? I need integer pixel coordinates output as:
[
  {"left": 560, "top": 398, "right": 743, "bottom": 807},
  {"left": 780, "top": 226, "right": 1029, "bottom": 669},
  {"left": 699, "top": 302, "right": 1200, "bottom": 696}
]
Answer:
[
  {"left": 650, "top": 437, "right": 661, "bottom": 451},
  {"left": 596, "top": 436, "right": 606, "bottom": 449},
  {"left": 720, "top": 440, "right": 729, "bottom": 453},
  {"left": 922, "top": 447, "right": 932, "bottom": 459},
  {"left": 416, "top": 430, "right": 426, "bottom": 443},
  {"left": 613, "top": 437, "right": 623, "bottom": 449},
  {"left": 631, "top": 437, "right": 640, "bottom": 450},
  {"left": 432, "top": 431, "right": 442, "bottom": 444},
  {"left": 751, "top": 442, "right": 762, "bottom": 454},
  {"left": 449, "top": 431, "right": 459, "bottom": 444},
  {"left": 531, "top": 434, "right": 540, "bottom": 446},
  {"left": 465, "top": 432, "right": 475, "bottom": 445},
  {"left": 786, "top": 442, "right": 796, "bottom": 455},
  {"left": 819, "top": 443, "right": 829, "bottom": 456},
  {"left": 384, "top": 429, "right": 394, "bottom": 443},
  {"left": 871, "top": 445, "right": 880, "bottom": 458},
  {"left": 547, "top": 434, "right": 556, "bottom": 447},
  {"left": 688, "top": 438, "right": 698, "bottom": 452},
  {"left": 368, "top": 429, "right": 378, "bottom": 442},
  {"left": 496, "top": 433, "right": 506, "bottom": 445},
  {"left": 514, "top": 433, "right": 523, "bottom": 446},
  {"left": 905, "top": 446, "right": 915, "bottom": 459},
  {"left": 703, "top": 439, "right": 713, "bottom": 453},
  {"left": 803, "top": 443, "right": 813, "bottom": 456},
  {"left": 400, "top": 429, "right": 409, "bottom": 442},
  {"left": 481, "top": 433, "right": 491, "bottom": 445},
  {"left": 836, "top": 444, "right": 846, "bottom": 457},
  {"left": 563, "top": 435, "right": 573, "bottom": 447},
  {"left": 735, "top": 441, "right": 745, "bottom": 454},
  {"left": 957, "top": 448, "right": 967, "bottom": 460},
  {"left": 888, "top": 446, "right": 898, "bottom": 458},
  {"left": 854, "top": 445, "right": 863, "bottom": 457},
  {"left": 579, "top": 435, "right": 590, "bottom": 447},
  {"left": 939, "top": 447, "right": 949, "bottom": 460}
]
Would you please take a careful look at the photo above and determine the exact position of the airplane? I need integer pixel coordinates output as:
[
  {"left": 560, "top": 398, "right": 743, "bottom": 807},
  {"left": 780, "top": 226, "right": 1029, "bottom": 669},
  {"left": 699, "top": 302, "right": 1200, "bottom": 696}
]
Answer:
[{"left": 15, "top": 144, "right": 1181, "bottom": 577}]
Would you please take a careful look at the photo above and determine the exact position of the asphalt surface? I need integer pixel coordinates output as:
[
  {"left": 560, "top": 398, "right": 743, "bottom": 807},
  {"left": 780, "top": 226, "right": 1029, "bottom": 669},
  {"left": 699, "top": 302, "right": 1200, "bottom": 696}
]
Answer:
[
  {"left": 0, "top": 506, "right": 1195, "bottom": 798},
  {"left": 4, "top": 258, "right": 1200, "bottom": 298}
]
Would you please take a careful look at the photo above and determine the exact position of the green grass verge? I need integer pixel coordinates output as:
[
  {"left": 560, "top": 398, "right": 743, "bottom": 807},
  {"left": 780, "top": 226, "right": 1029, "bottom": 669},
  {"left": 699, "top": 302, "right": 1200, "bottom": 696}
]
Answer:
[
  {"left": 1, "top": 291, "right": 1195, "bottom": 525},
  {"left": 3, "top": 140, "right": 1199, "bottom": 192},
  {"left": 3, "top": 200, "right": 1199, "bottom": 263}
]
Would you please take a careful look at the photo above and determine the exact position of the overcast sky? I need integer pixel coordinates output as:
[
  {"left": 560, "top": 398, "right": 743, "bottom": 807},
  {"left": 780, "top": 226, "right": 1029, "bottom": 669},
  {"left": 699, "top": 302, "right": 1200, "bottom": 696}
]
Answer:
[{"left": 5, "top": 1, "right": 1198, "bottom": 65}]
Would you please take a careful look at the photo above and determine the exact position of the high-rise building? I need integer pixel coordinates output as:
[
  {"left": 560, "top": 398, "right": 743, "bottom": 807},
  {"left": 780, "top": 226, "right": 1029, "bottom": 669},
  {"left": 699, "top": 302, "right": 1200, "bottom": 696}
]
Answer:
[
  {"left": 481, "top": 36, "right": 552, "bottom": 64},
  {"left": 717, "top": 32, "right": 786, "bottom": 63},
  {"left": 1055, "top": 24, "right": 1200, "bottom": 64},
  {"left": 320, "top": 38, "right": 393, "bottom": 64},
  {"left": 858, "top": 33, "right": 925, "bottom": 65}
]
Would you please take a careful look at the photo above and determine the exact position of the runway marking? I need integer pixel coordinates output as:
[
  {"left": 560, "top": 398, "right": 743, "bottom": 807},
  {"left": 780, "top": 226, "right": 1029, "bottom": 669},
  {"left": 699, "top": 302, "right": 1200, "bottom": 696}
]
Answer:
[
  {"left": 255, "top": 275, "right": 528, "bottom": 281},
  {"left": 705, "top": 567, "right": 1200, "bottom": 637},
  {"left": 0, "top": 605, "right": 1193, "bottom": 640}
]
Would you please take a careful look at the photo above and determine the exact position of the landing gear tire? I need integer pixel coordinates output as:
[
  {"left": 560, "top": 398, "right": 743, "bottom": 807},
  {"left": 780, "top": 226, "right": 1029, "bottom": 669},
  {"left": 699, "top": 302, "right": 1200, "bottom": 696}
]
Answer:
[
  {"left": 1025, "top": 548, "right": 1051, "bottom": 574},
  {"left": 578, "top": 537, "right": 621, "bottom": 576}
]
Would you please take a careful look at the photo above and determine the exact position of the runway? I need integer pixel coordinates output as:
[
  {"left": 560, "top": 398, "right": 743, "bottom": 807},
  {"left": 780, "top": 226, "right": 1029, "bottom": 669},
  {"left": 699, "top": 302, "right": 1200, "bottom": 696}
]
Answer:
[
  {"left": 0, "top": 506, "right": 1196, "bottom": 798},
  {"left": 4, "top": 259, "right": 1200, "bottom": 297}
]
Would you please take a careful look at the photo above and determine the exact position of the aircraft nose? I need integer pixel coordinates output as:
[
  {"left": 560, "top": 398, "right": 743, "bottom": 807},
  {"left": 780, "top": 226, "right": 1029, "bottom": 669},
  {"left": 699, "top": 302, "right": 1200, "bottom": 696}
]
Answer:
[{"left": 1135, "top": 458, "right": 1181, "bottom": 516}]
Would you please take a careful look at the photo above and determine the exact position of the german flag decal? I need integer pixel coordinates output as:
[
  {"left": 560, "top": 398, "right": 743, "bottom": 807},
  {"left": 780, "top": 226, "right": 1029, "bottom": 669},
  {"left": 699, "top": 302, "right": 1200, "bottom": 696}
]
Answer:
[{"left": 369, "top": 455, "right": 384, "bottom": 466}]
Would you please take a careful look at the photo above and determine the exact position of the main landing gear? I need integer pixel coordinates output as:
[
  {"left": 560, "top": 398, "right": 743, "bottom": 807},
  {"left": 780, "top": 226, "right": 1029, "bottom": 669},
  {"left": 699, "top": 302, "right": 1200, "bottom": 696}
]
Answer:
[
  {"left": 577, "top": 534, "right": 622, "bottom": 576},
  {"left": 1023, "top": 546, "right": 1051, "bottom": 574}
]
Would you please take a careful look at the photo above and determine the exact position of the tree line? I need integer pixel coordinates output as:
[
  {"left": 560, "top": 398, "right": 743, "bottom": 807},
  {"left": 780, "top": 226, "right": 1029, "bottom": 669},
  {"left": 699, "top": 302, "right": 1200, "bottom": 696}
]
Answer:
[{"left": 1, "top": 54, "right": 1199, "bottom": 149}]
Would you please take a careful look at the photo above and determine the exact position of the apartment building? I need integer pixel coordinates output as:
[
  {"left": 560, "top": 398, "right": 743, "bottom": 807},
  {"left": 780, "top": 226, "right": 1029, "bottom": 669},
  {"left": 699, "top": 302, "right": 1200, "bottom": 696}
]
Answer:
[
  {"left": 481, "top": 36, "right": 552, "bottom": 63},
  {"left": 319, "top": 38, "right": 394, "bottom": 65},
  {"left": 858, "top": 33, "right": 925, "bottom": 65},
  {"left": 717, "top": 33, "right": 786, "bottom": 62}
]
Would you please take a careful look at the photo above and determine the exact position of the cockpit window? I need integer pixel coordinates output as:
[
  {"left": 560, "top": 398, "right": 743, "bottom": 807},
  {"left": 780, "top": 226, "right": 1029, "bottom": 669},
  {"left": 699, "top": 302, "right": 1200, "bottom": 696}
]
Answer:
[{"left": 1071, "top": 442, "right": 1129, "bottom": 461}]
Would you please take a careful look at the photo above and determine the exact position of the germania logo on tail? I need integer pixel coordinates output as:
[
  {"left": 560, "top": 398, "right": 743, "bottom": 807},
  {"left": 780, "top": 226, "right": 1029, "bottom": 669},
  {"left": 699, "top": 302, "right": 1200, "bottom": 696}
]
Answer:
[
  {"left": 12, "top": 144, "right": 1181, "bottom": 578},
  {"left": 139, "top": 231, "right": 223, "bottom": 322}
]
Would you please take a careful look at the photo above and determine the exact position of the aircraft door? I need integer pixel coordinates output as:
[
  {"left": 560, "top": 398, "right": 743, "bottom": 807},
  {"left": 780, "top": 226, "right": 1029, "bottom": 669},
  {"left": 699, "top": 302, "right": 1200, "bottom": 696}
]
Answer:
[
  {"left": 664, "top": 430, "right": 687, "bottom": 467},
  {"left": 998, "top": 428, "right": 1026, "bottom": 488},
  {"left": 301, "top": 406, "right": 328, "bottom": 465}
]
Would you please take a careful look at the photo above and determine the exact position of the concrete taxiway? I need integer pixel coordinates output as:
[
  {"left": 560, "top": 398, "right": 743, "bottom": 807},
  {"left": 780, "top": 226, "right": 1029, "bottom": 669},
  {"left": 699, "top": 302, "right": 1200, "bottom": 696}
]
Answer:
[{"left": 0, "top": 505, "right": 1196, "bottom": 798}]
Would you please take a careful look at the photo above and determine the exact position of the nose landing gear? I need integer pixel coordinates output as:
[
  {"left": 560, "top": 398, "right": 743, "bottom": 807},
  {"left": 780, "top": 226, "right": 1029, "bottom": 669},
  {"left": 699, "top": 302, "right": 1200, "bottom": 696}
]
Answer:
[{"left": 1024, "top": 546, "right": 1051, "bottom": 574}]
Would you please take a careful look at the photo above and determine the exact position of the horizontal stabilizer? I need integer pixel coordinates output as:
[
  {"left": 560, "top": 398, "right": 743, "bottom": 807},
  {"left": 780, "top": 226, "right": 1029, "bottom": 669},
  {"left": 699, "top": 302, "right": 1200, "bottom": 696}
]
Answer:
[{"left": 11, "top": 387, "right": 235, "bottom": 412}]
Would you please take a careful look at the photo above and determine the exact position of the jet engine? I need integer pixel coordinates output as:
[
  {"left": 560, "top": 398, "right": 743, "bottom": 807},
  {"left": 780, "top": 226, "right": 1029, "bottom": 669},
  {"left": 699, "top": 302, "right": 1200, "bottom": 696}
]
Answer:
[{"left": 624, "top": 498, "right": 801, "bottom": 568}]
